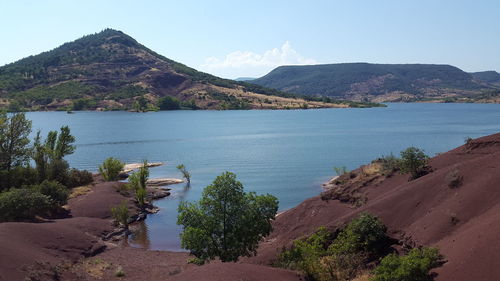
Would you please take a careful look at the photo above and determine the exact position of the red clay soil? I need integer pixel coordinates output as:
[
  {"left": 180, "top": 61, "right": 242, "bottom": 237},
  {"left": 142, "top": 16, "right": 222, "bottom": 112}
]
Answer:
[
  {"left": 247, "top": 133, "right": 500, "bottom": 281},
  {"left": 0, "top": 180, "right": 130, "bottom": 281}
]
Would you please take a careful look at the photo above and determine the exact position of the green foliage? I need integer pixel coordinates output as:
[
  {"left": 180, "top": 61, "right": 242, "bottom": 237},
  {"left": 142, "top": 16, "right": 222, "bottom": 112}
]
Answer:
[
  {"left": 176, "top": 164, "right": 191, "bottom": 184},
  {"left": 0, "top": 112, "right": 32, "bottom": 171},
  {"left": 0, "top": 188, "right": 52, "bottom": 222},
  {"left": 399, "top": 147, "right": 429, "bottom": 180},
  {"left": 133, "top": 96, "right": 149, "bottom": 112},
  {"left": 252, "top": 63, "right": 481, "bottom": 99},
  {"left": 65, "top": 168, "right": 93, "bottom": 188},
  {"left": 371, "top": 248, "right": 442, "bottom": 281},
  {"left": 278, "top": 227, "right": 331, "bottom": 279},
  {"left": 328, "top": 213, "right": 388, "bottom": 257},
  {"left": 107, "top": 85, "right": 148, "bottom": 100},
  {"left": 111, "top": 201, "right": 130, "bottom": 228},
  {"left": 127, "top": 160, "right": 149, "bottom": 207},
  {"left": 378, "top": 154, "right": 401, "bottom": 175},
  {"left": 0, "top": 166, "right": 38, "bottom": 191},
  {"left": 279, "top": 213, "right": 389, "bottom": 281},
  {"left": 177, "top": 171, "right": 278, "bottom": 262},
  {"left": 333, "top": 166, "right": 349, "bottom": 176},
  {"left": 99, "top": 157, "right": 124, "bottom": 181},
  {"left": 72, "top": 98, "right": 97, "bottom": 110},
  {"left": 30, "top": 180, "right": 69, "bottom": 207},
  {"left": 158, "top": 96, "right": 181, "bottom": 110},
  {"left": 54, "top": 126, "right": 75, "bottom": 160}
]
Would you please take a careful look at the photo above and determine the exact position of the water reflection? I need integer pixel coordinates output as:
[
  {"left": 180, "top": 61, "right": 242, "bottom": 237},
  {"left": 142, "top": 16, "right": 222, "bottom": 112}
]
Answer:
[
  {"left": 128, "top": 182, "right": 192, "bottom": 249},
  {"left": 127, "top": 220, "right": 151, "bottom": 249}
]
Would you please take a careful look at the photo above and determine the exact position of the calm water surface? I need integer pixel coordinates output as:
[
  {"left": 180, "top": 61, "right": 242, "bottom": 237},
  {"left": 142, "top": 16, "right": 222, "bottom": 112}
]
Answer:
[{"left": 26, "top": 103, "right": 500, "bottom": 251}]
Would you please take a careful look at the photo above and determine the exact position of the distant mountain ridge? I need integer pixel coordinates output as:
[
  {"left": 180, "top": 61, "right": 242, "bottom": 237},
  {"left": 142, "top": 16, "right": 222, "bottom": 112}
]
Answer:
[
  {"left": 0, "top": 29, "right": 365, "bottom": 111},
  {"left": 251, "top": 63, "right": 500, "bottom": 102}
]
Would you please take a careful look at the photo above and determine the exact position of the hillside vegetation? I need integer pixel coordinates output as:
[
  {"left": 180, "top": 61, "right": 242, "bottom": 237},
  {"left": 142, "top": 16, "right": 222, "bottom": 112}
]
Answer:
[
  {"left": 0, "top": 29, "right": 381, "bottom": 111},
  {"left": 251, "top": 63, "right": 500, "bottom": 103}
]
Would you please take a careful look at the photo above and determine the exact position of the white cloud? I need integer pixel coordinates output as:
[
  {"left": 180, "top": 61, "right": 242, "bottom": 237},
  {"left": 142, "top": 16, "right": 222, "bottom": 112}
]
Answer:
[{"left": 199, "top": 41, "right": 317, "bottom": 79}]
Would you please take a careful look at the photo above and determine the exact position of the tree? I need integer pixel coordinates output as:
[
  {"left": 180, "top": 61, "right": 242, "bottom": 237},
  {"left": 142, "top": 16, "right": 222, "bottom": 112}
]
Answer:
[
  {"left": 99, "top": 157, "right": 124, "bottom": 181},
  {"left": 111, "top": 201, "right": 130, "bottom": 230},
  {"left": 158, "top": 96, "right": 181, "bottom": 110},
  {"left": 127, "top": 160, "right": 149, "bottom": 208},
  {"left": 177, "top": 171, "right": 278, "bottom": 263},
  {"left": 54, "top": 126, "right": 75, "bottom": 160},
  {"left": 399, "top": 147, "right": 429, "bottom": 180},
  {"left": 0, "top": 112, "right": 32, "bottom": 172},
  {"left": 133, "top": 96, "right": 148, "bottom": 112},
  {"left": 177, "top": 164, "right": 191, "bottom": 185}
]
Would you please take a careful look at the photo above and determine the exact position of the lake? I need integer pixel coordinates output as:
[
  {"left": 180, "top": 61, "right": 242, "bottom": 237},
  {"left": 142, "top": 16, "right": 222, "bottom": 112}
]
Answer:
[{"left": 26, "top": 103, "right": 500, "bottom": 251}]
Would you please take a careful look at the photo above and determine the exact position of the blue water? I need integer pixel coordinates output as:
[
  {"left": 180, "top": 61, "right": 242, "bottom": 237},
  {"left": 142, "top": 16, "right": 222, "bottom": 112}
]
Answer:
[{"left": 25, "top": 103, "right": 500, "bottom": 251}]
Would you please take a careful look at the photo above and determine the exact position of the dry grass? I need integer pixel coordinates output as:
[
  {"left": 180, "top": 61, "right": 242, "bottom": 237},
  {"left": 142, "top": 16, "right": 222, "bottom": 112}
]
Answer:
[
  {"left": 69, "top": 185, "right": 92, "bottom": 199},
  {"left": 351, "top": 272, "right": 372, "bottom": 281},
  {"left": 81, "top": 258, "right": 112, "bottom": 279}
]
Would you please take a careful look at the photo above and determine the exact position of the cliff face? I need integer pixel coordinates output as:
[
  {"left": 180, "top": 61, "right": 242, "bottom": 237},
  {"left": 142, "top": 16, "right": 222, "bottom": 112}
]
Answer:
[{"left": 248, "top": 133, "right": 500, "bottom": 281}]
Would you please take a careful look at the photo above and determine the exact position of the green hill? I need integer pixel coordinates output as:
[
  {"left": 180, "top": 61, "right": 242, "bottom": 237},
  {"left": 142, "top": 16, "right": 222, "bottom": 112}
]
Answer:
[
  {"left": 0, "top": 29, "right": 373, "bottom": 111},
  {"left": 471, "top": 71, "right": 500, "bottom": 85},
  {"left": 252, "top": 63, "right": 499, "bottom": 102}
]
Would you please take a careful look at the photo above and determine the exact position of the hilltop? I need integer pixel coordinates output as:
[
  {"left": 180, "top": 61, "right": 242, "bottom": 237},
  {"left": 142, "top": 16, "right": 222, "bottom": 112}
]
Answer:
[
  {"left": 251, "top": 63, "right": 500, "bottom": 103},
  {"left": 0, "top": 29, "right": 375, "bottom": 111}
]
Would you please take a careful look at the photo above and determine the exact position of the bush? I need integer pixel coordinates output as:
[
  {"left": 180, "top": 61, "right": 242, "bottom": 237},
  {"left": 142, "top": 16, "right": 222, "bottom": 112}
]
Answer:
[
  {"left": 371, "top": 247, "right": 442, "bottom": 281},
  {"left": 278, "top": 226, "right": 331, "bottom": 280},
  {"left": 65, "top": 168, "right": 93, "bottom": 188},
  {"left": 399, "top": 147, "right": 429, "bottom": 180},
  {"left": 328, "top": 213, "right": 388, "bottom": 257},
  {"left": 99, "top": 157, "right": 124, "bottom": 181},
  {"left": 278, "top": 213, "right": 389, "bottom": 281},
  {"left": 445, "top": 167, "right": 463, "bottom": 188},
  {"left": 378, "top": 154, "right": 400, "bottom": 175},
  {"left": 158, "top": 96, "right": 181, "bottom": 110},
  {"left": 333, "top": 166, "right": 349, "bottom": 176},
  {"left": 31, "top": 180, "right": 69, "bottom": 207},
  {"left": 0, "top": 189, "right": 52, "bottom": 221},
  {"left": 111, "top": 201, "right": 130, "bottom": 229},
  {"left": 47, "top": 159, "right": 70, "bottom": 184}
]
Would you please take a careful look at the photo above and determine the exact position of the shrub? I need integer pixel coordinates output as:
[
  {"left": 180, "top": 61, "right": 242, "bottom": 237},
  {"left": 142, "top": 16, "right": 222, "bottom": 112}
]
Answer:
[
  {"left": 31, "top": 180, "right": 69, "bottom": 207},
  {"left": 176, "top": 164, "right": 191, "bottom": 184},
  {"left": 378, "top": 154, "right": 400, "bottom": 175},
  {"left": 333, "top": 166, "right": 349, "bottom": 176},
  {"left": 399, "top": 147, "right": 429, "bottom": 180},
  {"left": 65, "top": 168, "right": 93, "bottom": 188},
  {"left": 47, "top": 159, "right": 70, "bottom": 184},
  {"left": 99, "top": 157, "right": 124, "bottom": 181},
  {"left": 278, "top": 226, "right": 331, "bottom": 279},
  {"left": 0, "top": 189, "right": 52, "bottom": 221},
  {"left": 158, "top": 96, "right": 181, "bottom": 110},
  {"left": 114, "top": 266, "right": 125, "bottom": 277},
  {"left": 111, "top": 201, "right": 130, "bottom": 229},
  {"left": 278, "top": 213, "right": 389, "bottom": 281},
  {"left": 371, "top": 247, "right": 442, "bottom": 281},
  {"left": 445, "top": 167, "right": 463, "bottom": 188},
  {"left": 328, "top": 213, "right": 388, "bottom": 257}
]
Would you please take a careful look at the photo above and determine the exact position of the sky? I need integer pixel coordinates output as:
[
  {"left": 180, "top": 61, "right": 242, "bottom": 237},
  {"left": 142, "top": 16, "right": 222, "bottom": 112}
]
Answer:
[{"left": 0, "top": 0, "right": 499, "bottom": 79}]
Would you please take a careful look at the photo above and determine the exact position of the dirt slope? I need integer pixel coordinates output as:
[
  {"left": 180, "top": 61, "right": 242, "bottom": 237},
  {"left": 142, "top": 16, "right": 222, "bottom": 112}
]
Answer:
[{"left": 248, "top": 133, "right": 500, "bottom": 281}]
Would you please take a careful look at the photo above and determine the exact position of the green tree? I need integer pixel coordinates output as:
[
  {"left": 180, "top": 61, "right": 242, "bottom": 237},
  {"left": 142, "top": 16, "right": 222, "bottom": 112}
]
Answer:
[
  {"left": 111, "top": 201, "right": 130, "bottom": 230},
  {"left": 399, "top": 147, "right": 429, "bottom": 180},
  {"left": 99, "top": 157, "right": 124, "bottom": 181},
  {"left": 0, "top": 112, "right": 32, "bottom": 188},
  {"left": 127, "top": 160, "right": 149, "bottom": 208},
  {"left": 54, "top": 126, "right": 75, "bottom": 160},
  {"left": 133, "top": 96, "right": 148, "bottom": 112},
  {"left": 158, "top": 96, "right": 181, "bottom": 110},
  {"left": 0, "top": 112, "right": 32, "bottom": 172},
  {"left": 177, "top": 164, "right": 191, "bottom": 185},
  {"left": 177, "top": 171, "right": 278, "bottom": 263}
]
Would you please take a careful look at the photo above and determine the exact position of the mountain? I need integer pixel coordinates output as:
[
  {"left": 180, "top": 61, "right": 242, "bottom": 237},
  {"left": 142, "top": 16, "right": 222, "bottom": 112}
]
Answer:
[
  {"left": 251, "top": 63, "right": 500, "bottom": 102},
  {"left": 471, "top": 71, "right": 500, "bottom": 85},
  {"left": 234, "top": 77, "right": 256, "bottom": 81},
  {"left": 0, "top": 29, "right": 373, "bottom": 111}
]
